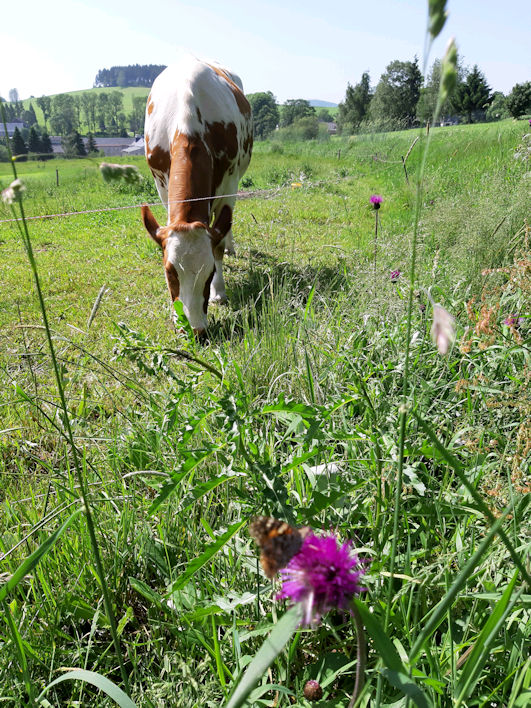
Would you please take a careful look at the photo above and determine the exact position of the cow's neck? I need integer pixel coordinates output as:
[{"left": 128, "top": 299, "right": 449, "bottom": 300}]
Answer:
[{"left": 167, "top": 132, "right": 212, "bottom": 226}]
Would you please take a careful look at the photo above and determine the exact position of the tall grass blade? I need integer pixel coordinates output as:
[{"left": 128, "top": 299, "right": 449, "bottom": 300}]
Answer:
[
  {"left": 36, "top": 669, "right": 138, "bottom": 707},
  {"left": 0, "top": 508, "right": 83, "bottom": 602},
  {"left": 165, "top": 519, "right": 247, "bottom": 596},
  {"left": 224, "top": 604, "right": 302, "bottom": 708},
  {"left": 455, "top": 570, "right": 521, "bottom": 706}
]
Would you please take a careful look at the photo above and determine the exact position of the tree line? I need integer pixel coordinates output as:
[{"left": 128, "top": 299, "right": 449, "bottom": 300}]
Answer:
[
  {"left": 248, "top": 56, "right": 531, "bottom": 140},
  {"left": 0, "top": 89, "right": 147, "bottom": 160},
  {"left": 94, "top": 64, "right": 166, "bottom": 88}
]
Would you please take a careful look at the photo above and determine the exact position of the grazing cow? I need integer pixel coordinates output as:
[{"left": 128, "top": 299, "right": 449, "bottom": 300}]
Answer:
[{"left": 141, "top": 55, "right": 253, "bottom": 335}]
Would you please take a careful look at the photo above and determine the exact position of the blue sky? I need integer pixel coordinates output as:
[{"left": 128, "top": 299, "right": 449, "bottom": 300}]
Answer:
[{"left": 2, "top": 0, "right": 529, "bottom": 103}]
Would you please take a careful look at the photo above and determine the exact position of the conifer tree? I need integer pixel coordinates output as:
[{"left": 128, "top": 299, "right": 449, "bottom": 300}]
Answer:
[
  {"left": 452, "top": 65, "right": 491, "bottom": 123},
  {"left": 86, "top": 132, "right": 98, "bottom": 154},
  {"left": 40, "top": 131, "right": 53, "bottom": 160},
  {"left": 28, "top": 126, "right": 42, "bottom": 155},
  {"left": 11, "top": 127, "right": 27, "bottom": 160}
]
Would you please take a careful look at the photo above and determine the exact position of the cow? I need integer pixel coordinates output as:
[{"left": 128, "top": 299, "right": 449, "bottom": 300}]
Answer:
[{"left": 141, "top": 55, "right": 253, "bottom": 336}]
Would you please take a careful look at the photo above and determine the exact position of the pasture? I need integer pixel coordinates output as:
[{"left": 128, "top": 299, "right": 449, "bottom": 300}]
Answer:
[{"left": 0, "top": 119, "right": 529, "bottom": 706}]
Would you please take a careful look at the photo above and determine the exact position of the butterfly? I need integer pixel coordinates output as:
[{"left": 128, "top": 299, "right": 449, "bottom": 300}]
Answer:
[{"left": 249, "top": 516, "right": 311, "bottom": 579}]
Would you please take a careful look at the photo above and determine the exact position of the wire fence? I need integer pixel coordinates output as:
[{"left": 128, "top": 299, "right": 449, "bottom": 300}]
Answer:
[{"left": 0, "top": 134, "right": 421, "bottom": 225}]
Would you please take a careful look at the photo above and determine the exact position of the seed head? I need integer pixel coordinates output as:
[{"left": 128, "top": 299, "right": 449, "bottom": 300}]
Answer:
[
  {"left": 428, "top": 0, "right": 448, "bottom": 39},
  {"left": 440, "top": 38, "right": 458, "bottom": 102}
]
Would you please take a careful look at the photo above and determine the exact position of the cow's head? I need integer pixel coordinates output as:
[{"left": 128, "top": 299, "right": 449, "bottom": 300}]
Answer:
[{"left": 141, "top": 205, "right": 229, "bottom": 336}]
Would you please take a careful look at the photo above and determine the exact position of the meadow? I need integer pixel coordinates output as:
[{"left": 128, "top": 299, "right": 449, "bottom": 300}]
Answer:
[{"left": 0, "top": 118, "right": 529, "bottom": 707}]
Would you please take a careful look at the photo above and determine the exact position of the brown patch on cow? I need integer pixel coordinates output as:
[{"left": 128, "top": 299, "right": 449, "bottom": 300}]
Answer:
[
  {"left": 167, "top": 132, "right": 213, "bottom": 224},
  {"left": 210, "top": 205, "right": 232, "bottom": 246},
  {"left": 147, "top": 96, "right": 155, "bottom": 115},
  {"left": 207, "top": 63, "right": 251, "bottom": 117},
  {"left": 202, "top": 121, "right": 239, "bottom": 192},
  {"left": 141, "top": 204, "right": 164, "bottom": 247},
  {"left": 145, "top": 135, "right": 171, "bottom": 175},
  {"left": 202, "top": 269, "right": 215, "bottom": 313},
  {"left": 242, "top": 131, "right": 253, "bottom": 159},
  {"left": 165, "top": 260, "right": 180, "bottom": 302}
]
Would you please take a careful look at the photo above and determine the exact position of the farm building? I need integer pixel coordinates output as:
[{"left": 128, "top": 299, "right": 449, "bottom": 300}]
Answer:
[
  {"left": 50, "top": 136, "right": 139, "bottom": 156},
  {"left": 0, "top": 122, "right": 26, "bottom": 137}
]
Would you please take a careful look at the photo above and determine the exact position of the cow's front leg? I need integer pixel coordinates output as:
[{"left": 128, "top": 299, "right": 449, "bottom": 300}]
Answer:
[
  {"left": 210, "top": 241, "right": 228, "bottom": 304},
  {"left": 224, "top": 228, "right": 236, "bottom": 256}
]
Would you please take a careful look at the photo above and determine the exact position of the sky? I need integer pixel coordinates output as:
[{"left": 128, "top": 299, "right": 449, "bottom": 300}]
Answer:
[{"left": 1, "top": 0, "right": 529, "bottom": 104}]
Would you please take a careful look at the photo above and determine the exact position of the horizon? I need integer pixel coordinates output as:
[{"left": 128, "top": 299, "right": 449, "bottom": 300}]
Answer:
[{"left": 2, "top": 1, "right": 529, "bottom": 104}]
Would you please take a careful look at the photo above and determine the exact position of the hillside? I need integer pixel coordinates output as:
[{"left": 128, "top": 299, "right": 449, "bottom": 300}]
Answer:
[{"left": 20, "top": 88, "right": 338, "bottom": 129}]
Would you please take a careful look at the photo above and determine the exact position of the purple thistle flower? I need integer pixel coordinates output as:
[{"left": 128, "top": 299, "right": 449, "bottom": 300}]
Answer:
[
  {"left": 504, "top": 314, "right": 525, "bottom": 328},
  {"left": 277, "top": 533, "right": 367, "bottom": 625},
  {"left": 390, "top": 269, "right": 401, "bottom": 282},
  {"left": 370, "top": 194, "right": 383, "bottom": 210}
]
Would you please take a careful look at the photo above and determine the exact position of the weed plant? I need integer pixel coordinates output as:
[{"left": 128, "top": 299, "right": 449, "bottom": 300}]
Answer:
[{"left": 0, "top": 48, "right": 530, "bottom": 708}]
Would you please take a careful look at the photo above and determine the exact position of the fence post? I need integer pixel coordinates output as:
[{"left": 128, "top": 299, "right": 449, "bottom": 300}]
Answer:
[{"left": 56, "top": 169, "right": 59, "bottom": 187}]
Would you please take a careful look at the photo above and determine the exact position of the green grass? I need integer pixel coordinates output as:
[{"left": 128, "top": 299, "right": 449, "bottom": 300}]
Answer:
[{"left": 0, "top": 118, "right": 530, "bottom": 706}]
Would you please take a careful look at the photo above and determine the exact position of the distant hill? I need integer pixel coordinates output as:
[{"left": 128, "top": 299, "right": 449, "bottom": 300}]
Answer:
[{"left": 309, "top": 100, "right": 338, "bottom": 108}]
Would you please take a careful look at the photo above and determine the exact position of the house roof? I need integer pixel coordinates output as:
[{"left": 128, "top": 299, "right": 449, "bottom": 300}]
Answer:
[{"left": 0, "top": 122, "right": 26, "bottom": 136}]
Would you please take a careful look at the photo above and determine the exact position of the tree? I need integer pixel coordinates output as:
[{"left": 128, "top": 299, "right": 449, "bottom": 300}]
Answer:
[
  {"left": 50, "top": 94, "right": 78, "bottom": 135},
  {"left": 96, "top": 93, "right": 109, "bottom": 132},
  {"left": 129, "top": 95, "right": 146, "bottom": 134},
  {"left": 40, "top": 131, "right": 53, "bottom": 160},
  {"left": 506, "top": 82, "right": 531, "bottom": 119},
  {"left": 23, "top": 103, "right": 38, "bottom": 126},
  {"left": 62, "top": 131, "right": 87, "bottom": 157},
  {"left": 247, "top": 91, "right": 279, "bottom": 139},
  {"left": 369, "top": 58, "right": 422, "bottom": 127},
  {"left": 452, "top": 65, "right": 491, "bottom": 123},
  {"left": 28, "top": 126, "right": 42, "bottom": 155},
  {"left": 86, "top": 132, "right": 98, "bottom": 154},
  {"left": 337, "top": 72, "right": 372, "bottom": 133},
  {"left": 11, "top": 127, "right": 27, "bottom": 160},
  {"left": 486, "top": 92, "right": 510, "bottom": 122},
  {"left": 9, "top": 88, "right": 19, "bottom": 104},
  {"left": 107, "top": 91, "right": 124, "bottom": 131},
  {"left": 316, "top": 108, "right": 334, "bottom": 123},
  {"left": 36, "top": 95, "right": 52, "bottom": 129},
  {"left": 280, "top": 99, "right": 315, "bottom": 127},
  {"left": 94, "top": 64, "right": 165, "bottom": 87},
  {"left": 80, "top": 92, "right": 98, "bottom": 132}
]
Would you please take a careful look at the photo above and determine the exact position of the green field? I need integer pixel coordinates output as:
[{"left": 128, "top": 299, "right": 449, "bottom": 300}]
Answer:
[{"left": 0, "top": 119, "right": 529, "bottom": 706}]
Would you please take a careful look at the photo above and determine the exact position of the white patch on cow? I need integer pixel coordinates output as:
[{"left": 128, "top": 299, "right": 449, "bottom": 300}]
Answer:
[
  {"left": 210, "top": 256, "right": 227, "bottom": 303},
  {"left": 165, "top": 227, "right": 214, "bottom": 332}
]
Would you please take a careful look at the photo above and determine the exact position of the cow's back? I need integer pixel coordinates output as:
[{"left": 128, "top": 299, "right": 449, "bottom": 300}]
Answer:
[{"left": 145, "top": 56, "right": 252, "bottom": 196}]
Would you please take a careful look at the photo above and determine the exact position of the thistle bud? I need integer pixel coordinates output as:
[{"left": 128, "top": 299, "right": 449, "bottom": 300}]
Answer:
[
  {"left": 440, "top": 38, "right": 458, "bottom": 102},
  {"left": 303, "top": 680, "right": 323, "bottom": 702}
]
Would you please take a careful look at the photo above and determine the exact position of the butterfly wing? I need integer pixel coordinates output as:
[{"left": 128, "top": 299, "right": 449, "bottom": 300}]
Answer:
[{"left": 249, "top": 516, "right": 304, "bottom": 579}]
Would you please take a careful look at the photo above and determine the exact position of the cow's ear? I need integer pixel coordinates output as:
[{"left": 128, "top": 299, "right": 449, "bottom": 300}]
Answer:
[{"left": 141, "top": 204, "right": 164, "bottom": 247}]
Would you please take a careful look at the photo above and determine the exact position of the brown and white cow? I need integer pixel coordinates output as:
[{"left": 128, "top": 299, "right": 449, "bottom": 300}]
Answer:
[{"left": 141, "top": 55, "right": 253, "bottom": 335}]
